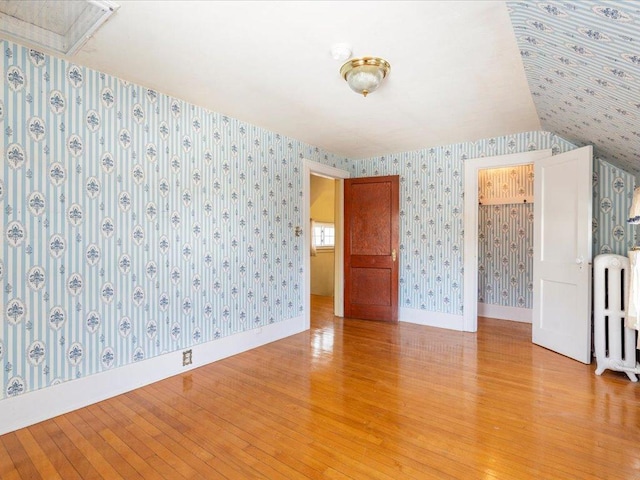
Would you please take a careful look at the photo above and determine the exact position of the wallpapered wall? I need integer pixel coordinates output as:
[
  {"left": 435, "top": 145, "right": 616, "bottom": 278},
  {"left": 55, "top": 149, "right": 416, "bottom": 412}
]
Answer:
[
  {"left": 354, "top": 131, "right": 579, "bottom": 315},
  {"left": 0, "top": 41, "right": 349, "bottom": 400},
  {"left": 354, "top": 142, "right": 635, "bottom": 314},
  {"left": 592, "top": 158, "right": 636, "bottom": 255},
  {"left": 478, "top": 164, "right": 534, "bottom": 204},
  {"left": 474, "top": 157, "right": 633, "bottom": 309},
  {"left": 478, "top": 165, "right": 534, "bottom": 308},
  {"left": 0, "top": 39, "right": 635, "bottom": 402}
]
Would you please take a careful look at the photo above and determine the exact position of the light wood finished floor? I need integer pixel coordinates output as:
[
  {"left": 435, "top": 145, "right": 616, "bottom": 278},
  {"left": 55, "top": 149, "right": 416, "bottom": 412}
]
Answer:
[{"left": 2, "top": 295, "right": 639, "bottom": 479}]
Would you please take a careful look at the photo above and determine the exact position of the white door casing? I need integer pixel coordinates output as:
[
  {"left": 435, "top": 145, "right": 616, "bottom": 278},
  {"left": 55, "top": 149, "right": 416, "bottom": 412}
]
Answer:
[
  {"left": 532, "top": 146, "right": 593, "bottom": 364},
  {"left": 463, "top": 149, "right": 552, "bottom": 332},
  {"left": 302, "top": 159, "right": 350, "bottom": 330}
]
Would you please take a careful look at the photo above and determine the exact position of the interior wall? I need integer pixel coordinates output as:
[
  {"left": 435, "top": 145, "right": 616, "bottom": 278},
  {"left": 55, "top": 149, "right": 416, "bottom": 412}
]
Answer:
[
  {"left": 310, "top": 175, "right": 335, "bottom": 296},
  {"left": 354, "top": 131, "right": 578, "bottom": 317},
  {"left": 592, "top": 158, "right": 636, "bottom": 255},
  {"left": 0, "top": 40, "right": 350, "bottom": 401},
  {"left": 2, "top": 38, "right": 636, "bottom": 405},
  {"left": 477, "top": 165, "right": 534, "bottom": 309}
]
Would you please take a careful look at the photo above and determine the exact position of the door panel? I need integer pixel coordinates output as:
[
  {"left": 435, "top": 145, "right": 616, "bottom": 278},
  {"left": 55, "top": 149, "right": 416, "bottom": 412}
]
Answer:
[
  {"left": 351, "top": 268, "right": 391, "bottom": 305},
  {"left": 344, "top": 175, "right": 399, "bottom": 322},
  {"left": 533, "top": 146, "right": 592, "bottom": 363},
  {"left": 349, "top": 182, "right": 392, "bottom": 255}
]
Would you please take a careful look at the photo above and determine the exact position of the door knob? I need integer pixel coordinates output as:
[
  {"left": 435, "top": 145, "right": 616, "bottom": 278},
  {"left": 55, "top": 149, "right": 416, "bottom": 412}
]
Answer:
[
  {"left": 575, "top": 257, "right": 584, "bottom": 265},
  {"left": 392, "top": 249, "right": 396, "bottom": 262}
]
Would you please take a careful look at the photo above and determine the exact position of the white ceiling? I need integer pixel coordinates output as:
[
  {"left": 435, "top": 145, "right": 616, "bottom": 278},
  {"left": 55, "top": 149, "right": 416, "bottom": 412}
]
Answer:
[{"left": 7, "top": 1, "right": 543, "bottom": 159}]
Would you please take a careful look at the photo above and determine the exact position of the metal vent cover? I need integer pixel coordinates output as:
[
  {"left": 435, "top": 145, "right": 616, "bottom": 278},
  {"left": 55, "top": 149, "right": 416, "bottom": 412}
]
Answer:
[{"left": 0, "top": 0, "right": 119, "bottom": 56}]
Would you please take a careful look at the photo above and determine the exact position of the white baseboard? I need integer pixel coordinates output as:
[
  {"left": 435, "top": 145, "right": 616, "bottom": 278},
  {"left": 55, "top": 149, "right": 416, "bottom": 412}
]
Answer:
[
  {"left": 478, "top": 303, "right": 532, "bottom": 323},
  {"left": 400, "top": 307, "right": 465, "bottom": 331},
  {"left": 0, "top": 315, "right": 306, "bottom": 436}
]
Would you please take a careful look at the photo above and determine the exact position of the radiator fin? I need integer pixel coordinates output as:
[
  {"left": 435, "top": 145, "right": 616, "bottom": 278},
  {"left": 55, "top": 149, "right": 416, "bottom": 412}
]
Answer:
[{"left": 593, "top": 254, "right": 638, "bottom": 381}]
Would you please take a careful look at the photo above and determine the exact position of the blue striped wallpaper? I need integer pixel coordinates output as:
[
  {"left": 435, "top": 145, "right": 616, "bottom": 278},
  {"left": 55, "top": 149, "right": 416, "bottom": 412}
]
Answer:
[
  {"left": 592, "top": 158, "right": 636, "bottom": 255},
  {"left": 478, "top": 165, "right": 534, "bottom": 308},
  {"left": 478, "top": 164, "right": 534, "bottom": 203},
  {"left": 478, "top": 203, "right": 534, "bottom": 308},
  {"left": 508, "top": 1, "right": 640, "bottom": 176},
  {"left": 0, "top": 41, "right": 349, "bottom": 399}
]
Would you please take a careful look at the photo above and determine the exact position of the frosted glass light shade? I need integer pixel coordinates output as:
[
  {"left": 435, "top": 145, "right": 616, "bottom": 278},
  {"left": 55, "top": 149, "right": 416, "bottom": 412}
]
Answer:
[{"left": 340, "top": 57, "right": 390, "bottom": 97}]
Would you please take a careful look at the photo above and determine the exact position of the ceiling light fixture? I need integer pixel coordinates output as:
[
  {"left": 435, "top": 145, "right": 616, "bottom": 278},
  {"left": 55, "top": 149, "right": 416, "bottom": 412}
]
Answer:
[{"left": 340, "top": 56, "right": 390, "bottom": 97}]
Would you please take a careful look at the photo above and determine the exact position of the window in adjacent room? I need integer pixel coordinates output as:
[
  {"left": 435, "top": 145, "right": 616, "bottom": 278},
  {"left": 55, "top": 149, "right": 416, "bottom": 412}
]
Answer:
[{"left": 312, "top": 222, "right": 335, "bottom": 250}]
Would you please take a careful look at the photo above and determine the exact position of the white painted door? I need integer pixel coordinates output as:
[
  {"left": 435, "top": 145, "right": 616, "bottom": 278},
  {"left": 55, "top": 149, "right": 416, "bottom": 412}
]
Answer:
[{"left": 533, "top": 146, "right": 592, "bottom": 363}]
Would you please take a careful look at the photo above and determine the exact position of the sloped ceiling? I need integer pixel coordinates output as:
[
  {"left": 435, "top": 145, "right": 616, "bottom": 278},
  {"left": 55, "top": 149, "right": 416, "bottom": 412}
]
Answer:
[{"left": 509, "top": 1, "right": 640, "bottom": 175}]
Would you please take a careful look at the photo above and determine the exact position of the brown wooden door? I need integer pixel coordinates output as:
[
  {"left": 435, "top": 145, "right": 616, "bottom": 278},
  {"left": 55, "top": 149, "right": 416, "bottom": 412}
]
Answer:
[{"left": 344, "top": 175, "right": 399, "bottom": 322}]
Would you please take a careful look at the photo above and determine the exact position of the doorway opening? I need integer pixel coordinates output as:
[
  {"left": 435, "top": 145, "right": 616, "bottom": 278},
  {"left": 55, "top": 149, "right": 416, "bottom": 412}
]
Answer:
[
  {"left": 310, "top": 174, "right": 337, "bottom": 299},
  {"left": 476, "top": 164, "right": 535, "bottom": 324},
  {"left": 302, "top": 159, "right": 350, "bottom": 330},
  {"left": 463, "top": 149, "right": 552, "bottom": 332}
]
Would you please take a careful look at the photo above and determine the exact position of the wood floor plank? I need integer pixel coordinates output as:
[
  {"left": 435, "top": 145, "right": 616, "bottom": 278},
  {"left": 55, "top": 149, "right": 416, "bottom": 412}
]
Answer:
[
  {"left": 52, "top": 416, "right": 121, "bottom": 479},
  {"left": 200, "top": 363, "right": 462, "bottom": 479},
  {"left": 76, "top": 406, "right": 164, "bottom": 480},
  {"left": 70, "top": 409, "right": 142, "bottom": 480},
  {"left": 212, "top": 345, "right": 487, "bottom": 478},
  {"left": 153, "top": 381, "right": 340, "bottom": 479},
  {"left": 2, "top": 296, "right": 640, "bottom": 479},
  {"left": 1, "top": 432, "right": 42, "bottom": 480},
  {"left": 149, "top": 376, "right": 369, "bottom": 479},
  {"left": 0, "top": 433, "right": 25, "bottom": 480},
  {"left": 180, "top": 341, "right": 487, "bottom": 479},
  {"left": 118, "top": 387, "right": 271, "bottom": 479},
  {"left": 41, "top": 418, "right": 103, "bottom": 479},
  {"left": 188, "top": 371, "right": 384, "bottom": 471},
  {"left": 130, "top": 386, "right": 286, "bottom": 480},
  {"left": 85, "top": 404, "right": 157, "bottom": 460},
  {"left": 27, "top": 422, "right": 82, "bottom": 480},
  {"left": 99, "top": 396, "right": 200, "bottom": 479},
  {"left": 92, "top": 399, "right": 171, "bottom": 474},
  {"left": 14, "top": 428, "right": 62, "bottom": 480}
]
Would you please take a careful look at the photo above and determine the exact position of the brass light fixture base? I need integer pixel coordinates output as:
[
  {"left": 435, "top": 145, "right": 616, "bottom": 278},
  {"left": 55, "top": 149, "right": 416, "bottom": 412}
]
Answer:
[{"left": 340, "top": 57, "right": 391, "bottom": 97}]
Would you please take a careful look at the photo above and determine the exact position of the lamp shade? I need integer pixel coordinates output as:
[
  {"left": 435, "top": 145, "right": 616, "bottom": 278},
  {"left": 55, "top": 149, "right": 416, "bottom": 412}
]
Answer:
[
  {"left": 340, "top": 57, "right": 390, "bottom": 97},
  {"left": 629, "top": 186, "right": 640, "bottom": 224}
]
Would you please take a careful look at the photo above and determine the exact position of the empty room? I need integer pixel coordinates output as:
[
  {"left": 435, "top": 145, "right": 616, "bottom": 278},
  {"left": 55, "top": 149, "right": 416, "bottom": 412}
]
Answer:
[{"left": 1, "top": 1, "right": 639, "bottom": 479}]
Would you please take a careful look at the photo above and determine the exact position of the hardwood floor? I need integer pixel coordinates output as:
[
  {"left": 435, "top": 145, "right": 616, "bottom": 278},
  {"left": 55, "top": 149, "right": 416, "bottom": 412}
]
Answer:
[{"left": 2, "top": 295, "right": 639, "bottom": 479}]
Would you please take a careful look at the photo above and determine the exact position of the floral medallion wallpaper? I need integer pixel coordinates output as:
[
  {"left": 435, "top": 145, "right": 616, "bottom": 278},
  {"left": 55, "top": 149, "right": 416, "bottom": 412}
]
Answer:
[
  {"left": 478, "top": 165, "right": 534, "bottom": 309},
  {"left": 592, "top": 158, "right": 636, "bottom": 255},
  {"left": 0, "top": 41, "right": 348, "bottom": 400}
]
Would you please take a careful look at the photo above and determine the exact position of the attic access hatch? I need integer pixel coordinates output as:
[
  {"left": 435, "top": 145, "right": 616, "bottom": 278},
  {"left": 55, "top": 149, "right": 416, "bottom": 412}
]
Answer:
[{"left": 0, "top": 0, "right": 119, "bottom": 56}]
